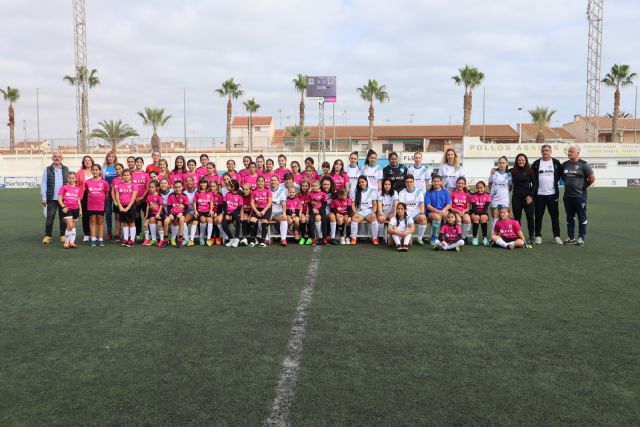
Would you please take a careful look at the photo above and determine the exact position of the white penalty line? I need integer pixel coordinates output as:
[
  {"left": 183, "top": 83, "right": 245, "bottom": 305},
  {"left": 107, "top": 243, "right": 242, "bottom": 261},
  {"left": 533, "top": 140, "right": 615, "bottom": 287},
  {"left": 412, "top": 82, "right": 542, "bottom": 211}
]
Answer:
[{"left": 265, "top": 245, "right": 322, "bottom": 427}]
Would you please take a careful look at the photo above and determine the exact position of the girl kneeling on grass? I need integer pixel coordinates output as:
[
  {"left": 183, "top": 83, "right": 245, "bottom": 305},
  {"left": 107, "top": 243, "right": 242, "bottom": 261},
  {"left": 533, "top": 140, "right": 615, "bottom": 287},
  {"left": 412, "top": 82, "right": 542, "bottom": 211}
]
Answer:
[
  {"left": 57, "top": 172, "right": 82, "bottom": 248},
  {"left": 434, "top": 212, "right": 465, "bottom": 251},
  {"left": 115, "top": 169, "right": 138, "bottom": 247},
  {"left": 387, "top": 202, "right": 415, "bottom": 252},
  {"left": 491, "top": 207, "right": 527, "bottom": 250},
  {"left": 163, "top": 180, "right": 190, "bottom": 248}
]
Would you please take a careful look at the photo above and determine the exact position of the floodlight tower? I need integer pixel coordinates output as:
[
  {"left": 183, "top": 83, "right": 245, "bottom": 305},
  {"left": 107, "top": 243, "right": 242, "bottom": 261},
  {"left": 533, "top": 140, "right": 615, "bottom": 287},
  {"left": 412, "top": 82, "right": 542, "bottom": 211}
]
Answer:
[
  {"left": 585, "top": 0, "right": 603, "bottom": 142},
  {"left": 72, "top": 0, "right": 89, "bottom": 152}
]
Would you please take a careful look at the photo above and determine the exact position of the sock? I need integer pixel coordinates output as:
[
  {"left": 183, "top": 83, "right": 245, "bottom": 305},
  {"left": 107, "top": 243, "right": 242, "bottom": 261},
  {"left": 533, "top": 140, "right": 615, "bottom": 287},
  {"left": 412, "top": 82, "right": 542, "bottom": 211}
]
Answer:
[
  {"left": 299, "top": 222, "right": 306, "bottom": 237},
  {"left": 417, "top": 224, "right": 427, "bottom": 240},
  {"left": 490, "top": 218, "right": 497, "bottom": 235},
  {"left": 182, "top": 224, "right": 188, "bottom": 240},
  {"left": 91, "top": 236, "right": 97, "bottom": 241},
  {"left": 71, "top": 227, "right": 77, "bottom": 242},
  {"left": 315, "top": 222, "right": 322, "bottom": 239},
  {"left": 123, "top": 227, "right": 130, "bottom": 241},
  {"left": 280, "top": 221, "right": 288, "bottom": 240},
  {"left": 340, "top": 223, "right": 346, "bottom": 238},
  {"left": 481, "top": 222, "right": 488, "bottom": 238},
  {"left": 199, "top": 223, "right": 206, "bottom": 240},
  {"left": 434, "top": 239, "right": 443, "bottom": 248},
  {"left": 158, "top": 226, "right": 164, "bottom": 241},
  {"left": 378, "top": 222, "right": 386, "bottom": 237},
  {"left": 350, "top": 221, "right": 359, "bottom": 237},
  {"left": 207, "top": 223, "right": 213, "bottom": 239},
  {"left": 242, "top": 220, "right": 248, "bottom": 238},
  {"left": 144, "top": 228, "right": 150, "bottom": 240},
  {"left": 218, "top": 224, "right": 227, "bottom": 240},
  {"left": 472, "top": 223, "right": 479, "bottom": 237},
  {"left": 149, "top": 223, "right": 157, "bottom": 240},
  {"left": 64, "top": 229, "right": 71, "bottom": 243},
  {"left": 261, "top": 222, "right": 268, "bottom": 240},
  {"left": 392, "top": 235, "right": 401, "bottom": 246},
  {"left": 462, "top": 223, "right": 471, "bottom": 238},
  {"left": 129, "top": 227, "right": 136, "bottom": 241},
  {"left": 431, "top": 221, "right": 441, "bottom": 239},
  {"left": 191, "top": 224, "right": 198, "bottom": 240},
  {"left": 249, "top": 221, "right": 258, "bottom": 240},
  {"left": 370, "top": 221, "right": 379, "bottom": 239},
  {"left": 495, "top": 238, "right": 508, "bottom": 248},
  {"left": 171, "top": 225, "right": 178, "bottom": 239},
  {"left": 330, "top": 222, "right": 337, "bottom": 239}
]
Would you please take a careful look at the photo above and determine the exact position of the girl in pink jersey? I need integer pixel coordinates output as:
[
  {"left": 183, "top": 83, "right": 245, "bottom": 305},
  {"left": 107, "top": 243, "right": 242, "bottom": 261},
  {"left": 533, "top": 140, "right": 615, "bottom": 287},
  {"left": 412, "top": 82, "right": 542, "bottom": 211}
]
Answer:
[
  {"left": 110, "top": 163, "right": 125, "bottom": 241},
  {"left": 321, "top": 161, "right": 331, "bottom": 178},
  {"left": 248, "top": 176, "right": 273, "bottom": 247},
  {"left": 115, "top": 169, "right": 139, "bottom": 247},
  {"left": 330, "top": 159, "right": 349, "bottom": 193},
  {"left": 163, "top": 180, "right": 190, "bottom": 248},
  {"left": 470, "top": 181, "right": 492, "bottom": 246},
  {"left": 77, "top": 155, "right": 94, "bottom": 242},
  {"left": 85, "top": 164, "right": 110, "bottom": 246},
  {"left": 256, "top": 155, "right": 266, "bottom": 175},
  {"left": 205, "top": 162, "right": 221, "bottom": 186},
  {"left": 301, "top": 165, "right": 317, "bottom": 186},
  {"left": 157, "top": 159, "right": 169, "bottom": 182},
  {"left": 275, "top": 154, "right": 291, "bottom": 182},
  {"left": 169, "top": 156, "right": 187, "bottom": 185},
  {"left": 149, "top": 170, "right": 159, "bottom": 182},
  {"left": 142, "top": 180, "right": 164, "bottom": 246},
  {"left": 298, "top": 180, "right": 312, "bottom": 245},
  {"left": 225, "top": 159, "right": 241, "bottom": 182},
  {"left": 239, "top": 156, "right": 252, "bottom": 178},
  {"left": 184, "top": 159, "right": 199, "bottom": 186},
  {"left": 308, "top": 180, "right": 328, "bottom": 245},
  {"left": 450, "top": 177, "right": 472, "bottom": 242},
  {"left": 192, "top": 177, "right": 215, "bottom": 246},
  {"left": 243, "top": 162, "right": 260, "bottom": 190},
  {"left": 210, "top": 180, "right": 225, "bottom": 245},
  {"left": 329, "top": 188, "right": 353, "bottom": 244},
  {"left": 57, "top": 172, "right": 82, "bottom": 248},
  {"left": 221, "top": 179, "right": 244, "bottom": 247},
  {"left": 195, "top": 154, "right": 210, "bottom": 177},
  {"left": 491, "top": 207, "right": 527, "bottom": 249},
  {"left": 263, "top": 158, "right": 278, "bottom": 184},
  {"left": 239, "top": 183, "right": 253, "bottom": 246},
  {"left": 434, "top": 212, "right": 465, "bottom": 251},
  {"left": 286, "top": 186, "right": 302, "bottom": 241},
  {"left": 133, "top": 157, "right": 149, "bottom": 242},
  {"left": 291, "top": 161, "right": 303, "bottom": 185}
]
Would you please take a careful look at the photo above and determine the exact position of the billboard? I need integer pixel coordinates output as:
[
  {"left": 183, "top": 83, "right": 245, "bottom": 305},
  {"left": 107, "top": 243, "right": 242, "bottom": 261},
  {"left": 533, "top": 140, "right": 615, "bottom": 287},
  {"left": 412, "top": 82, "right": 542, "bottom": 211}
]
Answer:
[
  {"left": 307, "top": 76, "right": 336, "bottom": 102},
  {"left": 3, "top": 176, "right": 39, "bottom": 189}
]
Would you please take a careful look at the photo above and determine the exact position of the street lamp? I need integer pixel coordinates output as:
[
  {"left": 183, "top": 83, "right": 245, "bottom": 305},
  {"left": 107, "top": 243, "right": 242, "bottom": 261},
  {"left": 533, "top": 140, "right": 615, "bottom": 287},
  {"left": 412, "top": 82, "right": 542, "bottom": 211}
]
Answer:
[{"left": 517, "top": 107, "right": 523, "bottom": 144}]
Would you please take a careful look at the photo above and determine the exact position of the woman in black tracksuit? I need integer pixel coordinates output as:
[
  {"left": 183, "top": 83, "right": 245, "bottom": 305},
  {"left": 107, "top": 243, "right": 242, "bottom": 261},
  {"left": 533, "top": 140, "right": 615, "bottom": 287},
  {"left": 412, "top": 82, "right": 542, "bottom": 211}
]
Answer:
[{"left": 510, "top": 153, "right": 535, "bottom": 243}]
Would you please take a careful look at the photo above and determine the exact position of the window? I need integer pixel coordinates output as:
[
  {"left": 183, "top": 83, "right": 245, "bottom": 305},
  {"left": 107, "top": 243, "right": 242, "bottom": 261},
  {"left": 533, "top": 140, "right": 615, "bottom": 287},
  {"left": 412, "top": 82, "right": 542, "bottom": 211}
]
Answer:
[
  {"left": 382, "top": 143, "right": 393, "bottom": 153},
  {"left": 427, "top": 140, "right": 444, "bottom": 152},
  {"left": 591, "top": 162, "right": 607, "bottom": 169},
  {"left": 618, "top": 160, "right": 639, "bottom": 166},
  {"left": 254, "top": 127, "right": 261, "bottom": 131},
  {"left": 404, "top": 142, "right": 424, "bottom": 152}
]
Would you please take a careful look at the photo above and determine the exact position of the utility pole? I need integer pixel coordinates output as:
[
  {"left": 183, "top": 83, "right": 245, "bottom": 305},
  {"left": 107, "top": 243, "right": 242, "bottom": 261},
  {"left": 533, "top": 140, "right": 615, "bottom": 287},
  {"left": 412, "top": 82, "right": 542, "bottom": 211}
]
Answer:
[
  {"left": 72, "top": 0, "right": 89, "bottom": 152},
  {"left": 36, "top": 88, "right": 41, "bottom": 142},
  {"left": 585, "top": 0, "right": 604, "bottom": 142}
]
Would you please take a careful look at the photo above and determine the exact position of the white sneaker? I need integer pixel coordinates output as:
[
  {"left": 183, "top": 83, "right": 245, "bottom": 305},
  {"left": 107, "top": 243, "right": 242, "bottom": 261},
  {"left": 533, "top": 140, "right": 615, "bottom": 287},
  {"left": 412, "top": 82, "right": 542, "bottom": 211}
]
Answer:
[
  {"left": 258, "top": 242, "right": 267, "bottom": 248},
  {"left": 225, "top": 240, "right": 233, "bottom": 247},
  {"left": 239, "top": 238, "right": 248, "bottom": 246},
  {"left": 507, "top": 242, "right": 515, "bottom": 250},
  {"left": 576, "top": 237, "right": 584, "bottom": 246},
  {"left": 553, "top": 236, "right": 563, "bottom": 245},
  {"left": 340, "top": 236, "right": 346, "bottom": 245},
  {"left": 534, "top": 236, "right": 542, "bottom": 245},
  {"left": 83, "top": 236, "right": 90, "bottom": 242},
  {"left": 231, "top": 238, "right": 239, "bottom": 248},
  {"left": 248, "top": 241, "right": 256, "bottom": 247}
]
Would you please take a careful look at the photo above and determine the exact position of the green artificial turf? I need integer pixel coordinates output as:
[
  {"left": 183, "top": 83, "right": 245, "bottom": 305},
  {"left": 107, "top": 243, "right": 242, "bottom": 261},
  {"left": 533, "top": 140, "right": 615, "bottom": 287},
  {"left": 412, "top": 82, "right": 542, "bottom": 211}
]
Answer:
[{"left": 1, "top": 188, "right": 638, "bottom": 425}]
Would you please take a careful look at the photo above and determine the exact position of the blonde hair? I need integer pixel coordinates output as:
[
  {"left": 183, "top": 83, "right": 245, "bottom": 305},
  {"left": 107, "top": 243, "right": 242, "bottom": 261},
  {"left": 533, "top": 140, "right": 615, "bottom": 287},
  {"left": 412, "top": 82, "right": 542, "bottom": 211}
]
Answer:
[
  {"left": 103, "top": 150, "right": 118, "bottom": 166},
  {"left": 441, "top": 148, "right": 460, "bottom": 170}
]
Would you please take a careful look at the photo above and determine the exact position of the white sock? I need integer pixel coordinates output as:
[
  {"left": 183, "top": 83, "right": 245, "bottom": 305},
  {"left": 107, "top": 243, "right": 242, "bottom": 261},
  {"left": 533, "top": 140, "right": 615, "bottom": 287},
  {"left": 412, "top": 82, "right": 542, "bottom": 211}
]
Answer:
[
  {"left": 123, "top": 227, "right": 130, "bottom": 241},
  {"left": 370, "top": 220, "right": 379, "bottom": 238},
  {"left": 144, "top": 227, "right": 150, "bottom": 240},
  {"left": 351, "top": 221, "right": 359, "bottom": 237},
  {"left": 159, "top": 228, "right": 164, "bottom": 240},
  {"left": 207, "top": 223, "right": 213, "bottom": 239},
  {"left": 280, "top": 221, "right": 288, "bottom": 240},
  {"left": 171, "top": 225, "right": 178, "bottom": 239},
  {"left": 70, "top": 227, "right": 76, "bottom": 242},
  {"left": 462, "top": 223, "right": 471, "bottom": 238},
  {"left": 64, "top": 229, "right": 71, "bottom": 243},
  {"left": 183, "top": 224, "right": 189, "bottom": 240},
  {"left": 129, "top": 227, "right": 136, "bottom": 241},
  {"left": 403, "top": 234, "right": 412, "bottom": 246},
  {"left": 315, "top": 222, "right": 322, "bottom": 238},
  {"left": 392, "top": 235, "right": 401, "bottom": 245},
  {"left": 417, "top": 224, "right": 427, "bottom": 239},
  {"left": 217, "top": 224, "right": 227, "bottom": 239},
  {"left": 330, "top": 222, "right": 337, "bottom": 239},
  {"left": 508, "top": 241, "right": 516, "bottom": 249},
  {"left": 149, "top": 223, "right": 157, "bottom": 240},
  {"left": 199, "top": 223, "right": 206, "bottom": 239},
  {"left": 91, "top": 236, "right": 97, "bottom": 241},
  {"left": 446, "top": 239, "right": 465, "bottom": 250},
  {"left": 495, "top": 238, "right": 508, "bottom": 248},
  {"left": 434, "top": 239, "right": 444, "bottom": 248},
  {"left": 378, "top": 222, "right": 385, "bottom": 237},
  {"left": 491, "top": 218, "right": 497, "bottom": 235}
]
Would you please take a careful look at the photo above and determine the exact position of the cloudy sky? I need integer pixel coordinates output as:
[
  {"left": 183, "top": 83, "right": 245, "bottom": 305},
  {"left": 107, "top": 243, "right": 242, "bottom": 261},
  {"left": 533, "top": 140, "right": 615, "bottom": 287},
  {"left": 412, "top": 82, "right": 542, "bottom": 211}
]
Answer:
[{"left": 1, "top": 0, "right": 639, "bottom": 143}]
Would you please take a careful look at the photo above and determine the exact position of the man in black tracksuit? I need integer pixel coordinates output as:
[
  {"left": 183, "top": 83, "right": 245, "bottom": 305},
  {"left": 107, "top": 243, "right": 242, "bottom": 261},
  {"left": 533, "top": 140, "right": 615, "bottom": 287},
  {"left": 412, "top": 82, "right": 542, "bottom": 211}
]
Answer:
[{"left": 531, "top": 144, "right": 563, "bottom": 245}]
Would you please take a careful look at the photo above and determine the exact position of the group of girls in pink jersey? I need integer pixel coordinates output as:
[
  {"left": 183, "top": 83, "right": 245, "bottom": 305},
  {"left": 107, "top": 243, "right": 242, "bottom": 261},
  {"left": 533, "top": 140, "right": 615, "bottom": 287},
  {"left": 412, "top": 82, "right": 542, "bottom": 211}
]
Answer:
[{"left": 55, "top": 149, "right": 530, "bottom": 251}]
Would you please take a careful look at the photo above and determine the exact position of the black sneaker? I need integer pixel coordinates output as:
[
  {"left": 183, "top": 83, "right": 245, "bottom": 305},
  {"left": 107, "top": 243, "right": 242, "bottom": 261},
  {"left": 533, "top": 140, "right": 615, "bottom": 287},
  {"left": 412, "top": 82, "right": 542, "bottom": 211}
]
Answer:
[
  {"left": 564, "top": 238, "right": 576, "bottom": 245},
  {"left": 330, "top": 239, "right": 340, "bottom": 245}
]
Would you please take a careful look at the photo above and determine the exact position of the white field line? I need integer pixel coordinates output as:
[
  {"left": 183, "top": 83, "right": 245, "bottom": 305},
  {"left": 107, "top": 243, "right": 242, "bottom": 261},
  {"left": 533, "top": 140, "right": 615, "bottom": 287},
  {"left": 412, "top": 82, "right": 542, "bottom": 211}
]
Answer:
[{"left": 264, "top": 245, "right": 322, "bottom": 427}]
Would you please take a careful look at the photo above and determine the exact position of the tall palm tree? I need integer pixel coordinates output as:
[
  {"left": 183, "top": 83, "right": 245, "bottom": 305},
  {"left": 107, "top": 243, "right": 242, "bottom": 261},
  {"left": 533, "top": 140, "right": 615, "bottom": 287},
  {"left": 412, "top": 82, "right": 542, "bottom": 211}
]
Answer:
[
  {"left": 90, "top": 119, "right": 139, "bottom": 150},
  {"left": 287, "top": 124, "right": 311, "bottom": 148},
  {"left": 356, "top": 79, "right": 389, "bottom": 149},
  {"left": 215, "top": 78, "right": 244, "bottom": 152},
  {"left": 528, "top": 106, "right": 556, "bottom": 143},
  {"left": 243, "top": 97, "right": 260, "bottom": 151},
  {"left": 452, "top": 65, "right": 485, "bottom": 137},
  {"left": 292, "top": 74, "right": 308, "bottom": 149},
  {"left": 602, "top": 64, "right": 637, "bottom": 142},
  {"left": 137, "top": 107, "right": 172, "bottom": 152},
  {"left": 64, "top": 66, "right": 100, "bottom": 152},
  {"left": 0, "top": 86, "right": 20, "bottom": 153},
  {"left": 606, "top": 111, "right": 632, "bottom": 119}
]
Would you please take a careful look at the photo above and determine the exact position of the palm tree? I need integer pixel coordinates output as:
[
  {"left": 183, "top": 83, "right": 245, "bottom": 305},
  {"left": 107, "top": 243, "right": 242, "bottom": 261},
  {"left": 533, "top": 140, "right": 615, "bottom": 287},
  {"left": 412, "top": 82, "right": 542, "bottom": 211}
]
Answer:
[
  {"left": 292, "top": 74, "right": 308, "bottom": 149},
  {"left": 452, "top": 65, "right": 485, "bottom": 137},
  {"left": 90, "top": 119, "right": 139, "bottom": 150},
  {"left": 602, "top": 64, "right": 637, "bottom": 142},
  {"left": 215, "top": 78, "right": 244, "bottom": 152},
  {"left": 242, "top": 97, "right": 260, "bottom": 151},
  {"left": 528, "top": 106, "right": 556, "bottom": 143},
  {"left": 356, "top": 79, "right": 390, "bottom": 149},
  {"left": 137, "top": 107, "right": 172, "bottom": 152},
  {"left": 606, "top": 111, "right": 632, "bottom": 119},
  {"left": 287, "top": 124, "right": 311, "bottom": 148},
  {"left": 64, "top": 66, "right": 100, "bottom": 152},
  {"left": 0, "top": 86, "right": 20, "bottom": 153}
]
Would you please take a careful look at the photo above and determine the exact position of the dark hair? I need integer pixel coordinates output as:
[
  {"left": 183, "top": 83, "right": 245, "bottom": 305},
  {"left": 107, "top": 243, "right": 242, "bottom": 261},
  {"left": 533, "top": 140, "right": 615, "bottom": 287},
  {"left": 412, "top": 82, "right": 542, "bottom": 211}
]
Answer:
[
  {"left": 91, "top": 163, "right": 101, "bottom": 171},
  {"left": 365, "top": 149, "right": 377, "bottom": 165},
  {"left": 395, "top": 202, "right": 409, "bottom": 226},
  {"left": 476, "top": 180, "right": 486, "bottom": 187},
  {"left": 283, "top": 172, "right": 294, "bottom": 181},
  {"left": 330, "top": 159, "right": 346, "bottom": 177},
  {"left": 380, "top": 178, "right": 395, "bottom": 196},
  {"left": 320, "top": 176, "right": 336, "bottom": 196},
  {"left": 336, "top": 188, "right": 347, "bottom": 198},
  {"left": 243, "top": 155, "right": 251, "bottom": 162},
  {"left": 207, "top": 161, "right": 217, "bottom": 169},
  {"left": 249, "top": 161, "right": 257, "bottom": 168},
  {"left": 187, "top": 159, "right": 197, "bottom": 166},
  {"left": 278, "top": 154, "right": 287, "bottom": 160},
  {"left": 388, "top": 151, "right": 398, "bottom": 160},
  {"left": 455, "top": 176, "right": 469, "bottom": 193},
  {"left": 135, "top": 156, "right": 144, "bottom": 163},
  {"left": 127, "top": 156, "right": 135, "bottom": 162},
  {"left": 322, "top": 161, "right": 331, "bottom": 168},
  {"left": 304, "top": 156, "right": 315, "bottom": 165},
  {"left": 354, "top": 175, "right": 368, "bottom": 209},
  {"left": 429, "top": 175, "right": 442, "bottom": 192},
  {"left": 198, "top": 177, "right": 209, "bottom": 188},
  {"left": 149, "top": 179, "right": 159, "bottom": 188},
  {"left": 200, "top": 153, "right": 209, "bottom": 160},
  {"left": 81, "top": 155, "right": 95, "bottom": 169},
  {"left": 291, "top": 160, "right": 301, "bottom": 171},
  {"left": 229, "top": 179, "right": 240, "bottom": 193},
  {"left": 512, "top": 153, "right": 533, "bottom": 176},
  {"left": 173, "top": 155, "right": 187, "bottom": 173}
]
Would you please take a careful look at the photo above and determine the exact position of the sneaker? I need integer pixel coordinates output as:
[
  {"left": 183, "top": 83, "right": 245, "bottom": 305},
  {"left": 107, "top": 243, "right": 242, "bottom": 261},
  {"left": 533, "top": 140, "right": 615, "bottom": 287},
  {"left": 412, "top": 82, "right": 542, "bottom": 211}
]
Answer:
[
  {"left": 149, "top": 239, "right": 158, "bottom": 246},
  {"left": 534, "top": 236, "right": 543, "bottom": 245},
  {"left": 259, "top": 242, "right": 267, "bottom": 248},
  {"left": 199, "top": 238, "right": 205, "bottom": 246},
  {"left": 98, "top": 240, "right": 105, "bottom": 247},
  {"left": 142, "top": 239, "right": 152, "bottom": 246},
  {"left": 507, "top": 242, "right": 515, "bottom": 250},
  {"left": 281, "top": 240, "right": 287, "bottom": 246},
  {"left": 372, "top": 238, "right": 379, "bottom": 246},
  {"left": 455, "top": 245, "right": 461, "bottom": 252},
  {"left": 215, "top": 237, "right": 223, "bottom": 245},
  {"left": 225, "top": 239, "right": 233, "bottom": 247},
  {"left": 231, "top": 238, "right": 239, "bottom": 248},
  {"left": 63, "top": 242, "right": 70, "bottom": 249},
  {"left": 564, "top": 238, "right": 576, "bottom": 245},
  {"left": 157, "top": 239, "right": 166, "bottom": 248},
  {"left": 128, "top": 240, "right": 135, "bottom": 247},
  {"left": 312, "top": 238, "right": 318, "bottom": 246},
  {"left": 170, "top": 239, "right": 176, "bottom": 246},
  {"left": 576, "top": 237, "right": 584, "bottom": 246},
  {"left": 305, "top": 238, "right": 313, "bottom": 245},
  {"left": 396, "top": 245, "right": 402, "bottom": 252},
  {"left": 186, "top": 240, "right": 195, "bottom": 247},
  {"left": 299, "top": 238, "right": 306, "bottom": 246},
  {"left": 330, "top": 239, "right": 339, "bottom": 245},
  {"left": 322, "top": 237, "right": 329, "bottom": 246},
  {"left": 482, "top": 237, "right": 489, "bottom": 246},
  {"left": 401, "top": 246, "right": 409, "bottom": 252},
  {"left": 113, "top": 235, "right": 121, "bottom": 242},
  {"left": 416, "top": 239, "right": 425, "bottom": 246},
  {"left": 239, "top": 238, "right": 248, "bottom": 247},
  {"left": 59, "top": 236, "right": 66, "bottom": 243},
  {"left": 121, "top": 240, "right": 128, "bottom": 247},
  {"left": 339, "top": 237, "right": 346, "bottom": 245},
  {"left": 433, "top": 245, "right": 440, "bottom": 251},
  {"left": 350, "top": 237, "right": 357, "bottom": 245},
  {"left": 206, "top": 239, "right": 214, "bottom": 247},
  {"left": 472, "top": 237, "right": 479, "bottom": 246},
  {"left": 42, "top": 236, "right": 52, "bottom": 244},
  {"left": 83, "top": 235, "right": 90, "bottom": 242},
  {"left": 248, "top": 241, "right": 256, "bottom": 247},
  {"left": 554, "top": 236, "right": 564, "bottom": 245},
  {"left": 430, "top": 237, "right": 437, "bottom": 246},
  {"left": 524, "top": 243, "right": 533, "bottom": 249},
  {"left": 91, "top": 240, "right": 97, "bottom": 247}
]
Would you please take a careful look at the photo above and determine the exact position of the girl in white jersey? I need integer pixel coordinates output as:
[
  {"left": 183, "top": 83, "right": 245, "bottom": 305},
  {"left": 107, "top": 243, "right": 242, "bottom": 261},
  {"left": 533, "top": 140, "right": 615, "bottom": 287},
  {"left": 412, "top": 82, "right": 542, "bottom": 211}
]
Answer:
[
  {"left": 350, "top": 176, "right": 379, "bottom": 246},
  {"left": 407, "top": 152, "right": 430, "bottom": 192},
  {"left": 387, "top": 202, "right": 415, "bottom": 252},
  {"left": 376, "top": 178, "right": 399, "bottom": 242},
  {"left": 488, "top": 156, "right": 513, "bottom": 233},
  {"left": 269, "top": 175, "right": 288, "bottom": 246},
  {"left": 439, "top": 148, "right": 464, "bottom": 192},
  {"left": 361, "top": 149, "right": 383, "bottom": 191},
  {"left": 346, "top": 151, "right": 361, "bottom": 200}
]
